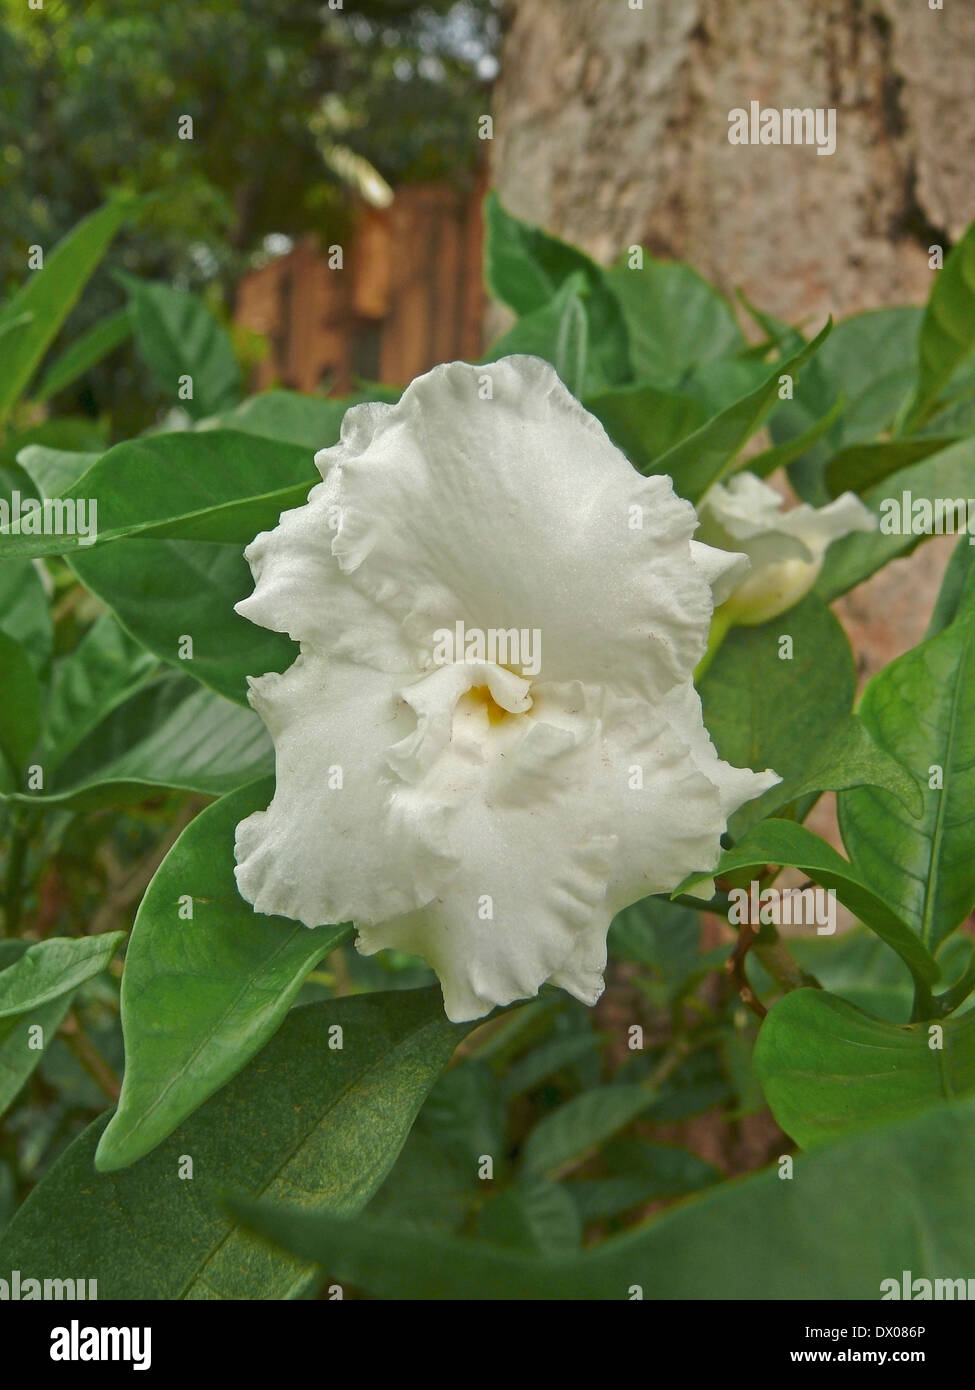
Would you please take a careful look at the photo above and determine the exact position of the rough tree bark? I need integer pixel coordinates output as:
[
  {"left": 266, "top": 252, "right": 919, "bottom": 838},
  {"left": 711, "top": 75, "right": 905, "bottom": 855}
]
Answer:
[
  {"left": 490, "top": 0, "right": 974, "bottom": 677},
  {"left": 491, "top": 0, "right": 973, "bottom": 321}
]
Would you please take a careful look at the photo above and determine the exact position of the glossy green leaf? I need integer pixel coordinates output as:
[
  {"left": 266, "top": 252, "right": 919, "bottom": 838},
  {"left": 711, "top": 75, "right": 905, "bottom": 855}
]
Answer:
[
  {"left": 0, "top": 989, "right": 472, "bottom": 1299},
  {"left": 522, "top": 1084, "right": 656, "bottom": 1175},
  {"left": 0, "top": 996, "right": 75, "bottom": 1118},
  {"left": 757, "top": 712, "right": 923, "bottom": 822},
  {"left": 230, "top": 1098, "right": 975, "bottom": 1299},
  {"left": 0, "top": 943, "right": 77, "bottom": 1118},
  {"left": 754, "top": 987, "right": 975, "bottom": 1148},
  {"left": 485, "top": 272, "right": 592, "bottom": 396},
  {"left": 903, "top": 222, "right": 975, "bottom": 431},
  {"left": 121, "top": 275, "right": 241, "bottom": 419},
  {"left": 824, "top": 436, "right": 957, "bottom": 497},
  {"left": 70, "top": 537, "right": 295, "bottom": 706},
  {"left": 816, "top": 436, "right": 975, "bottom": 599},
  {"left": 743, "top": 393, "right": 844, "bottom": 480},
  {"left": 653, "top": 320, "right": 832, "bottom": 503},
  {"left": 17, "top": 446, "right": 293, "bottom": 706},
  {"left": 16, "top": 443, "right": 100, "bottom": 500},
  {"left": 771, "top": 306, "right": 922, "bottom": 504},
  {"left": 34, "top": 307, "right": 132, "bottom": 403},
  {"left": 0, "top": 631, "right": 41, "bottom": 776},
  {"left": 40, "top": 613, "right": 158, "bottom": 769},
  {"left": 585, "top": 381, "right": 707, "bottom": 473},
  {"left": 926, "top": 535, "right": 975, "bottom": 637},
  {"left": 699, "top": 594, "right": 855, "bottom": 836},
  {"left": 484, "top": 193, "right": 630, "bottom": 389},
  {"left": 706, "top": 819, "right": 939, "bottom": 986},
  {"left": 0, "top": 196, "right": 135, "bottom": 421},
  {"left": 604, "top": 258, "right": 743, "bottom": 389},
  {"left": 838, "top": 611, "right": 975, "bottom": 953},
  {"left": 0, "top": 933, "right": 124, "bottom": 1019},
  {"left": 201, "top": 390, "right": 351, "bottom": 447},
  {"left": 0, "top": 430, "right": 317, "bottom": 559},
  {"left": 97, "top": 780, "right": 350, "bottom": 1171},
  {"left": 11, "top": 675, "right": 272, "bottom": 808},
  {"left": 0, "top": 559, "right": 51, "bottom": 673}
]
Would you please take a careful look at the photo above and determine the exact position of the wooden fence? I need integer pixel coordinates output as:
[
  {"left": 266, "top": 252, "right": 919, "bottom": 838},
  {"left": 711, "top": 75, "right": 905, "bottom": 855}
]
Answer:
[{"left": 234, "top": 179, "right": 486, "bottom": 395}]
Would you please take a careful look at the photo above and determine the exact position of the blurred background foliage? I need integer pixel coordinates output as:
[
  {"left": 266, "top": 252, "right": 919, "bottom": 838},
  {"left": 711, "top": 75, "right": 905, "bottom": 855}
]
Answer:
[{"left": 0, "top": 0, "right": 497, "bottom": 430}]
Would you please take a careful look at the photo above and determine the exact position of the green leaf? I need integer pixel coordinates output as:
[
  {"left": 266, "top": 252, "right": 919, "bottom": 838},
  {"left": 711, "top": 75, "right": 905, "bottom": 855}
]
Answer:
[
  {"left": 754, "top": 988, "right": 975, "bottom": 1148},
  {"left": 97, "top": 780, "right": 348, "bottom": 1170},
  {"left": 0, "top": 430, "right": 317, "bottom": 559},
  {"left": 201, "top": 390, "right": 352, "bottom": 447},
  {"left": 585, "top": 381, "right": 708, "bottom": 474},
  {"left": 757, "top": 712, "right": 923, "bottom": 822},
  {"left": 70, "top": 537, "right": 295, "bottom": 706},
  {"left": 824, "top": 436, "right": 957, "bottom": 497},
  {"left": 120, "top": 275, "right": 241, "bottom": 419},
  {"left": 653, "top": 320, "right": 832, "bottom": 503},
  {"left": 0, "top": 195, "right": 135, "bottom": 422},
  {"left": 34, "top": 307, "right": 132, "bottom": 403},
  {"left": 477, "top": 1177, "right": 581, "bottom": 1253},
  {"left": 484, "top": 191, "right": 591, "bottom": 314},
  {"left": 903, "top": 222, "right": 975, "bottom": 431},
  {"left": 0, "top": 943, "right": 79, "bottom": 1118},
  {"left": 485, "top": 272, "right": 592, "bottom": 396},
  {"left": 0, "top": 560, "right": 51, "bottom": 674},
  {"left": 0, "top": 933, "right": 124, "bottom": 1019},
  {"left": 604, "top": 258, "right": 743, "bottom": 389},
  {"left": 698, "top": 593, "right": 855, "bottom": 836},
  {"left": 769, "top": 926, "right": 918, "bottom": 1024},
  {"left": 501, "top": 1032, "right": 602, "bottom": 1100},
  {"left": 0, "top": 989, "right": 472, "bottom": 1299},
  {"left": 229, "top": 1098, "right": 975, "bottom": 1299},
  {"left": 608, "top": 895, "right": 706, "bottom": 1000},
  {"left": 707, "top": 819, "right": 939, "bottom": 986},
  {"left": 0, "top": 996, "right": 76, "bottom": 1118},
  {"left": 40, "top": 614, "right": 158, "bottom": 770},
  {"left": 838, "top": 612, "right": 975, "bottom": 953},
  {"left": 16, "top": 446, "right": 294, "bottom": 706},
  {"left": 483, "top": 194, "right": 630, "bottom": 389},
  {"left": 0, "top": 631, "right": 41, "bottom": 776},
  {"left": 743, "top": 394, "right": 845, "bottom": 480},
  {"left": 816, "top": 436, "right": 975, "bottom": 600},
  {"left": 926, "top": 535, "right": 975, "bottom": 638},
  {"left": 11, "top": 675, "right": 272, "bottom": 807},
  {"left": 15, "top": 444, "right": 101, "bottom": 501},
  {"left": 568, "top": 1139, "right": 719, "bottom": 1221},
  {"left": 522, "top": 1084, "right": 656, "bottom": 1175},
  {"left": 772, "top": 307, "right": 922, "bottom": 504}
]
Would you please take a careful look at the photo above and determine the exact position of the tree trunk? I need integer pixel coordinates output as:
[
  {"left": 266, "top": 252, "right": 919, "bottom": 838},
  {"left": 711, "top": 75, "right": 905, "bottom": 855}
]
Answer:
[
  {"left": 490, "top": 0, "right": 973, "bottom": 676},
  {"left": 491, "top": 0, "right": 973, "bottom": 322}
]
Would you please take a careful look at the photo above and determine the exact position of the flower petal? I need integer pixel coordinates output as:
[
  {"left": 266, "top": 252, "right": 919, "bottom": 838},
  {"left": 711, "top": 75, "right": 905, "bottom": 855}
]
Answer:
[
  {"left": 236, "top": 471, "right": 419, "bottom": 675},
  {"left": 234, "top": 652, "right": 453, "bottom": 928},
  {"left": 318, "top": 356, "right": 731, "bottom": 699}
]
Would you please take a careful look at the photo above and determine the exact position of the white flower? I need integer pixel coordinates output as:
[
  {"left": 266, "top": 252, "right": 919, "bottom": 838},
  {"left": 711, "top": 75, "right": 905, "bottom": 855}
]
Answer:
[
  {"left": 233, "top": 357, "right": 778, "bottom": 1022},
  {"left": 696, "top": 471, "right": 876, "bottom": 626}
]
